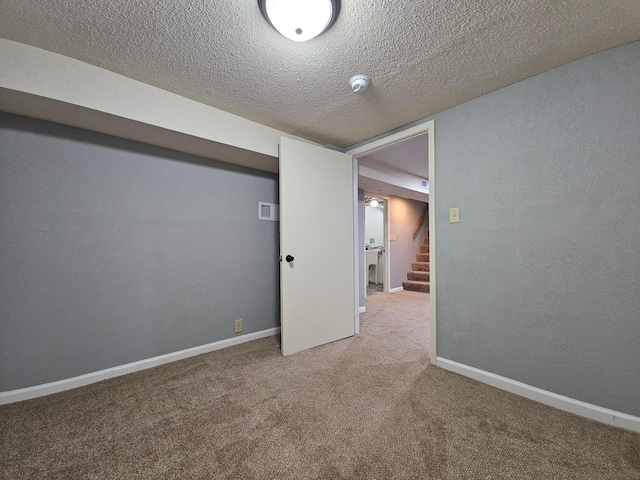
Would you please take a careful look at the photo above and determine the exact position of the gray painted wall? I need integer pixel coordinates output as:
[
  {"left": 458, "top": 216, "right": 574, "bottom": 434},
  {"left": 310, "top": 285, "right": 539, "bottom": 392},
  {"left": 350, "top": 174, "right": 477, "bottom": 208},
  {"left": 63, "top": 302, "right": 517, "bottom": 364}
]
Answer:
[
  {"left": 0, "top": 114, "right": 280, "bottom": 391},
  {"left": 434, "top": 41, "right": 640, "bottom": 416},
  {"left": 389, "top": 197, "right": 428, "bottom": 289}
]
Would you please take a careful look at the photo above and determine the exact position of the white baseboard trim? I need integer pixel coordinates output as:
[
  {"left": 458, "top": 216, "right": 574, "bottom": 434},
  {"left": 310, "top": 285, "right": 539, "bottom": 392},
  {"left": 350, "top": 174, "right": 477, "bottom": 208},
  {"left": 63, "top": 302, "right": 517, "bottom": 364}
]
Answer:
[
  {"left": 359, "top": 306, "right": 366, "bottom": 314},
  {"left": 0, "top": 327, "right": 281, "bottom": 405},
  {"left": 389, "top": 287, "right": 404, "bottom": 293},
  {"left": 436, "top": 357, "right": 640, "bottom": 433}
]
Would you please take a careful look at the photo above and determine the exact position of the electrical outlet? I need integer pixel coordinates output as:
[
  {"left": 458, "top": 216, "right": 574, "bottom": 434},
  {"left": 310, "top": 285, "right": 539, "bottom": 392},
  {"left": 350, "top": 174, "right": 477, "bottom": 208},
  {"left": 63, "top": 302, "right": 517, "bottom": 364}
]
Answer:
[{"left": 234, "top": 319, "right": 243, "bottom": 334}]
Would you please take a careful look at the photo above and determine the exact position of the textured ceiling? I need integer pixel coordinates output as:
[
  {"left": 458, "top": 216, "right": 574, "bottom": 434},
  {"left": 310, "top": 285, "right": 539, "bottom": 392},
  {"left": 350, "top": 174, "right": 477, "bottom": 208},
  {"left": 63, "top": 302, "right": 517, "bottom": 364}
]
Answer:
[{"left": 1, "top": 1, "right": 639, "bottom": 147}]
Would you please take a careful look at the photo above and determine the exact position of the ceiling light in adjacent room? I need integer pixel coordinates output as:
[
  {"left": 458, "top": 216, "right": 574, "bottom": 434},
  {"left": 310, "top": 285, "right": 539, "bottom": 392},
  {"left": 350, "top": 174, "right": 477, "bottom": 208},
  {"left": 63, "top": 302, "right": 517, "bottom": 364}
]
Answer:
[
  {"left": 369, "top": 199, "right": 379, "bottom": 208},
  {"left": 258, "top": 0, "right": 340, "bottom": 42}
]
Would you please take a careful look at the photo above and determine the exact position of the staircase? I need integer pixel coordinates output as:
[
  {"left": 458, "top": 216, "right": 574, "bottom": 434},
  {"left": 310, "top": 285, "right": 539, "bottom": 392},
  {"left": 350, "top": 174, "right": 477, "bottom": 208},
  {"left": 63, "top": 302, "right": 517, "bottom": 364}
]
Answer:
[{"left": 402, "top": 236, "right": 430, "bottom": 293}]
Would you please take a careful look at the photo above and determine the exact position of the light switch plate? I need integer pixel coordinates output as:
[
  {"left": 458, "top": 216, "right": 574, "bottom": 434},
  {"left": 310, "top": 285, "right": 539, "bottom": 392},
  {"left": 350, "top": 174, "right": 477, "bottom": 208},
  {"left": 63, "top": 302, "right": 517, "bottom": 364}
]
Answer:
[{"left": 449, "top": 207, "right": 460, "bottom": 223}]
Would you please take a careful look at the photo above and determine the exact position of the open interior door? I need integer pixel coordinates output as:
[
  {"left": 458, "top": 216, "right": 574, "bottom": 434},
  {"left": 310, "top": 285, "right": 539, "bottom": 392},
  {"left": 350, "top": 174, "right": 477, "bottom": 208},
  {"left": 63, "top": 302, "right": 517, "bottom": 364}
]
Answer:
[{"left": 280, "top": 137, "right": 356, "bottom": 355}]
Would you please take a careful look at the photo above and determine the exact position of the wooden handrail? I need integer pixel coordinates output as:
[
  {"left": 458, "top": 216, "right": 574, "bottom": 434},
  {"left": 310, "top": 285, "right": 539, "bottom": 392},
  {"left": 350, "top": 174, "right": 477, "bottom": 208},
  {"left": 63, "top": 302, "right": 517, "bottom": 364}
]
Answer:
[{"left": 413, "top": 205, "right": 428, "bottom": 237}]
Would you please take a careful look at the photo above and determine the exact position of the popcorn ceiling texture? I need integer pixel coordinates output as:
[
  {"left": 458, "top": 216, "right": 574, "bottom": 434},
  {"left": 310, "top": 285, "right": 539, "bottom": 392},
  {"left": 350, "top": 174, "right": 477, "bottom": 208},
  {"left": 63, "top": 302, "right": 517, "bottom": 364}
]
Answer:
[{"left": 0, "top": 0, "right": 639, "bottom": 146}]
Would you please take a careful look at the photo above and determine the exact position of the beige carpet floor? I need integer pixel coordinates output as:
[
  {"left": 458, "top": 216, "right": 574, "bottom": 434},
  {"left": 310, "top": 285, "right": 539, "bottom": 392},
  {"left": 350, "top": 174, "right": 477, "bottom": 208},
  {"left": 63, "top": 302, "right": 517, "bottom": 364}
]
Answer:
[{"left": 1, "top": 291, "right": 639, "bottom": 479}]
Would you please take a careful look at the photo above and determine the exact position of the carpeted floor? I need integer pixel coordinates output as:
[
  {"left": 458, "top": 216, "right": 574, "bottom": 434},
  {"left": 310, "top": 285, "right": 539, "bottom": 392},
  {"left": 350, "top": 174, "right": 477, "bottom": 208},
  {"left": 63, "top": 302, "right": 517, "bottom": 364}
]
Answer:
[{"left": 1, "top": 291, "right": 639, "bottom": 479}]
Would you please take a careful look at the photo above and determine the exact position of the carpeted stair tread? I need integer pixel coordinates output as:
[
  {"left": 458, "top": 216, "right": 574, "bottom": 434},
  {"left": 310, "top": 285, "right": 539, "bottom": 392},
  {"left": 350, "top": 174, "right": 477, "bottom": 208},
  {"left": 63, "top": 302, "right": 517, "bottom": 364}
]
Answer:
[
  {"left": 411, "top": 262, "right": 430, "bottom": 272},
  {"left": 402, "top": 280, "right": 430, "bottom": 293},
  {"left": 407, "top": 271, "right": 430, "bottom": 281},
  {"left": 416, "top": 253, "right": 430, "bottom": 262},
  {"left": 404, "top": 237, "right": 431, "bottom": 293}
]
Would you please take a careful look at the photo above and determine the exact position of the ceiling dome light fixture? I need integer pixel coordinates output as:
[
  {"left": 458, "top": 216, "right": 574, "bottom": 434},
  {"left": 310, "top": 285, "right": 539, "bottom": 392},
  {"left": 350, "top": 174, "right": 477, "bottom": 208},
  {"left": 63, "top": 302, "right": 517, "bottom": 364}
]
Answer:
[{"left": 258, "top": 0, "right": 341, "bottom": 42}]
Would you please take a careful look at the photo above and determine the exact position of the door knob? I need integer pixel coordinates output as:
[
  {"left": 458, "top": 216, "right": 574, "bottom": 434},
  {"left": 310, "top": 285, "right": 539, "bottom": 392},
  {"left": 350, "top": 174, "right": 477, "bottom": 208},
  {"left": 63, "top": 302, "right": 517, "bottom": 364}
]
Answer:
[{"left": 286, "top": 255, "right": 294, "bottom": 262}]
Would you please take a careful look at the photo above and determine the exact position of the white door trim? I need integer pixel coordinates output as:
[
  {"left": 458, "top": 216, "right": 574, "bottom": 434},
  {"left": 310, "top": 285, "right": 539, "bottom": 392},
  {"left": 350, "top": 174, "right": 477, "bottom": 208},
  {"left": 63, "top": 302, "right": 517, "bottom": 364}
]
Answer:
[
  {"left": 353, "top": 157, "right": 360, "bottom": 334},
  {"left": 348, "top": 123, "right": 432, "bottom": 158},
  {"left": 347, "top": 120, "right": 436, "bottom": 363},
  {"left": 382, "top": 197, "right": 390, "bottom": 293}
]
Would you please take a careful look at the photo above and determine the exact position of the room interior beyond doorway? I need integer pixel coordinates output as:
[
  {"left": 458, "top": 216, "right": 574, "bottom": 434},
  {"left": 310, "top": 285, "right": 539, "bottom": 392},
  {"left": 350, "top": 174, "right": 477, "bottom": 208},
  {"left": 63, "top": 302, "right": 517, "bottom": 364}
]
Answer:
[
  {"left": 365, "top": 194, "right": 387, "bottom": 295},
  {"left": 347, "top": 120, "right": 436, "bottom": 363}
]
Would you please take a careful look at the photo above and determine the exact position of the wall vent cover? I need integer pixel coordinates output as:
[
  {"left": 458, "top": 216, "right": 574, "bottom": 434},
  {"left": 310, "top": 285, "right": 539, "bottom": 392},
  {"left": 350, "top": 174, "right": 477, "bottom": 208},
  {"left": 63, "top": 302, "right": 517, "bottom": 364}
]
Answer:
[
  {"left": 259, "top": 202, "right": 279, "bottom": 221},
  {"left": 420, "top": 178, "right": 429, "bottom": 191}
]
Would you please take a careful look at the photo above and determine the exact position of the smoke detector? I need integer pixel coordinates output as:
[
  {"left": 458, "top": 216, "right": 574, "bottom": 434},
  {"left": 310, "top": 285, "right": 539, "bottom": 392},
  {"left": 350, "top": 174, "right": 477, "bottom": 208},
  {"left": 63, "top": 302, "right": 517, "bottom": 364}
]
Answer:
[{"left": 350, "top": 75, "right": 370, "bottom": 93}]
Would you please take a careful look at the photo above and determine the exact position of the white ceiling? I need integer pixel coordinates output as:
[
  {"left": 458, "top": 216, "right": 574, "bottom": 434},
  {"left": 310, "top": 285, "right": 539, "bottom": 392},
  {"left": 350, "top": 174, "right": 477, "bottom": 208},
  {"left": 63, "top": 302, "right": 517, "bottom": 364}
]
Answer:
[
  {"left": 360, "top": 134, "right": 429, "bottom": 178},
  {"left": 360, "top": 175, "right": 428, "bottom": 204},
  {"left": 1, "top": 1, "right": 638, "bottom": 148}
]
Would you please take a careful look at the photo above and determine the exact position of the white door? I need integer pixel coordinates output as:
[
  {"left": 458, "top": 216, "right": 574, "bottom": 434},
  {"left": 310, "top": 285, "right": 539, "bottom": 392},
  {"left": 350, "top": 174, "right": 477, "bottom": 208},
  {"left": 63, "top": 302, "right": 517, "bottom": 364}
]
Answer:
[{"left": 280, "top": 137, "right": 356, "bottom": 355}]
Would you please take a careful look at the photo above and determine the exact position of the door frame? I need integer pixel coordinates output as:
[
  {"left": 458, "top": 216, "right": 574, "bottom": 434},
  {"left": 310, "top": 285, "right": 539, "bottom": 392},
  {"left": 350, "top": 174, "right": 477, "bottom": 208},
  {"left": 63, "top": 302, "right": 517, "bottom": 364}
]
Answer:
[
  {"left": 363, "top": 193, "right": 390, "bottom": 295},
  {"left": 352, "top": 157, "right": 360, "bottom": 334},
  {"left": 347, "top": 120, "right": 436, "bottom": 363}
]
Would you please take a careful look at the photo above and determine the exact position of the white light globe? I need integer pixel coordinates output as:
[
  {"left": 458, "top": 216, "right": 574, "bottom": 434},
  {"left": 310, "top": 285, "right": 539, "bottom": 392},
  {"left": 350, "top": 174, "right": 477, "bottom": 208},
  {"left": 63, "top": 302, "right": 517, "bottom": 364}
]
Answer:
[{"left": 265, "top": 0, "right": 334, "bottom": 42}]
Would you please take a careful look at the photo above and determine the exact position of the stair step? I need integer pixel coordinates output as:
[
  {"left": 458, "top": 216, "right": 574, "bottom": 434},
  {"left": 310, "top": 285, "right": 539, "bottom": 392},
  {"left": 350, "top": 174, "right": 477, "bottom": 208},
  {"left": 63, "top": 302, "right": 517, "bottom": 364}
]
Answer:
[
  {"left": 402, "top": 280, "right": 430, "bottom": 293},
  {"left": 407, "top": 271, "right": 430, "bottom": 281},
  {"left": 411, "top": 262, "right": 430, "bottom": 272},
  {"left": 416, "top": 253, "right": 430, "bottom": 262},
  {"left": 423, "top": 237, "right": 430, "bottom": 245},
  {"left": 419, "top": 245, "right": 429, "bottom": 253}
]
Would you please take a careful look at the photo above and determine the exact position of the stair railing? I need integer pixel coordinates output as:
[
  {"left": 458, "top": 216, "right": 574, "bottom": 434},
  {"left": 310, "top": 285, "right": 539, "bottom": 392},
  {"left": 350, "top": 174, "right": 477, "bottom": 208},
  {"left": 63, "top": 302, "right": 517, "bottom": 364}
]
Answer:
[{"left": 412, "top": 204, "right": 428, "bottom": 240}]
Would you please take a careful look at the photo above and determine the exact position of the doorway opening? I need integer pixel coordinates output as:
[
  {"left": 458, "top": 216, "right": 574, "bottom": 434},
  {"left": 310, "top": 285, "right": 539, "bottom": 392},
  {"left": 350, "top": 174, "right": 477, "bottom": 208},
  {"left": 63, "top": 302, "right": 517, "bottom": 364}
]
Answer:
[
  {"left": 347, "top": 120, "right": 436, "bottom": 363},
  {"left": 364, "top": 194, "right": 388, "bottom": 296}
]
